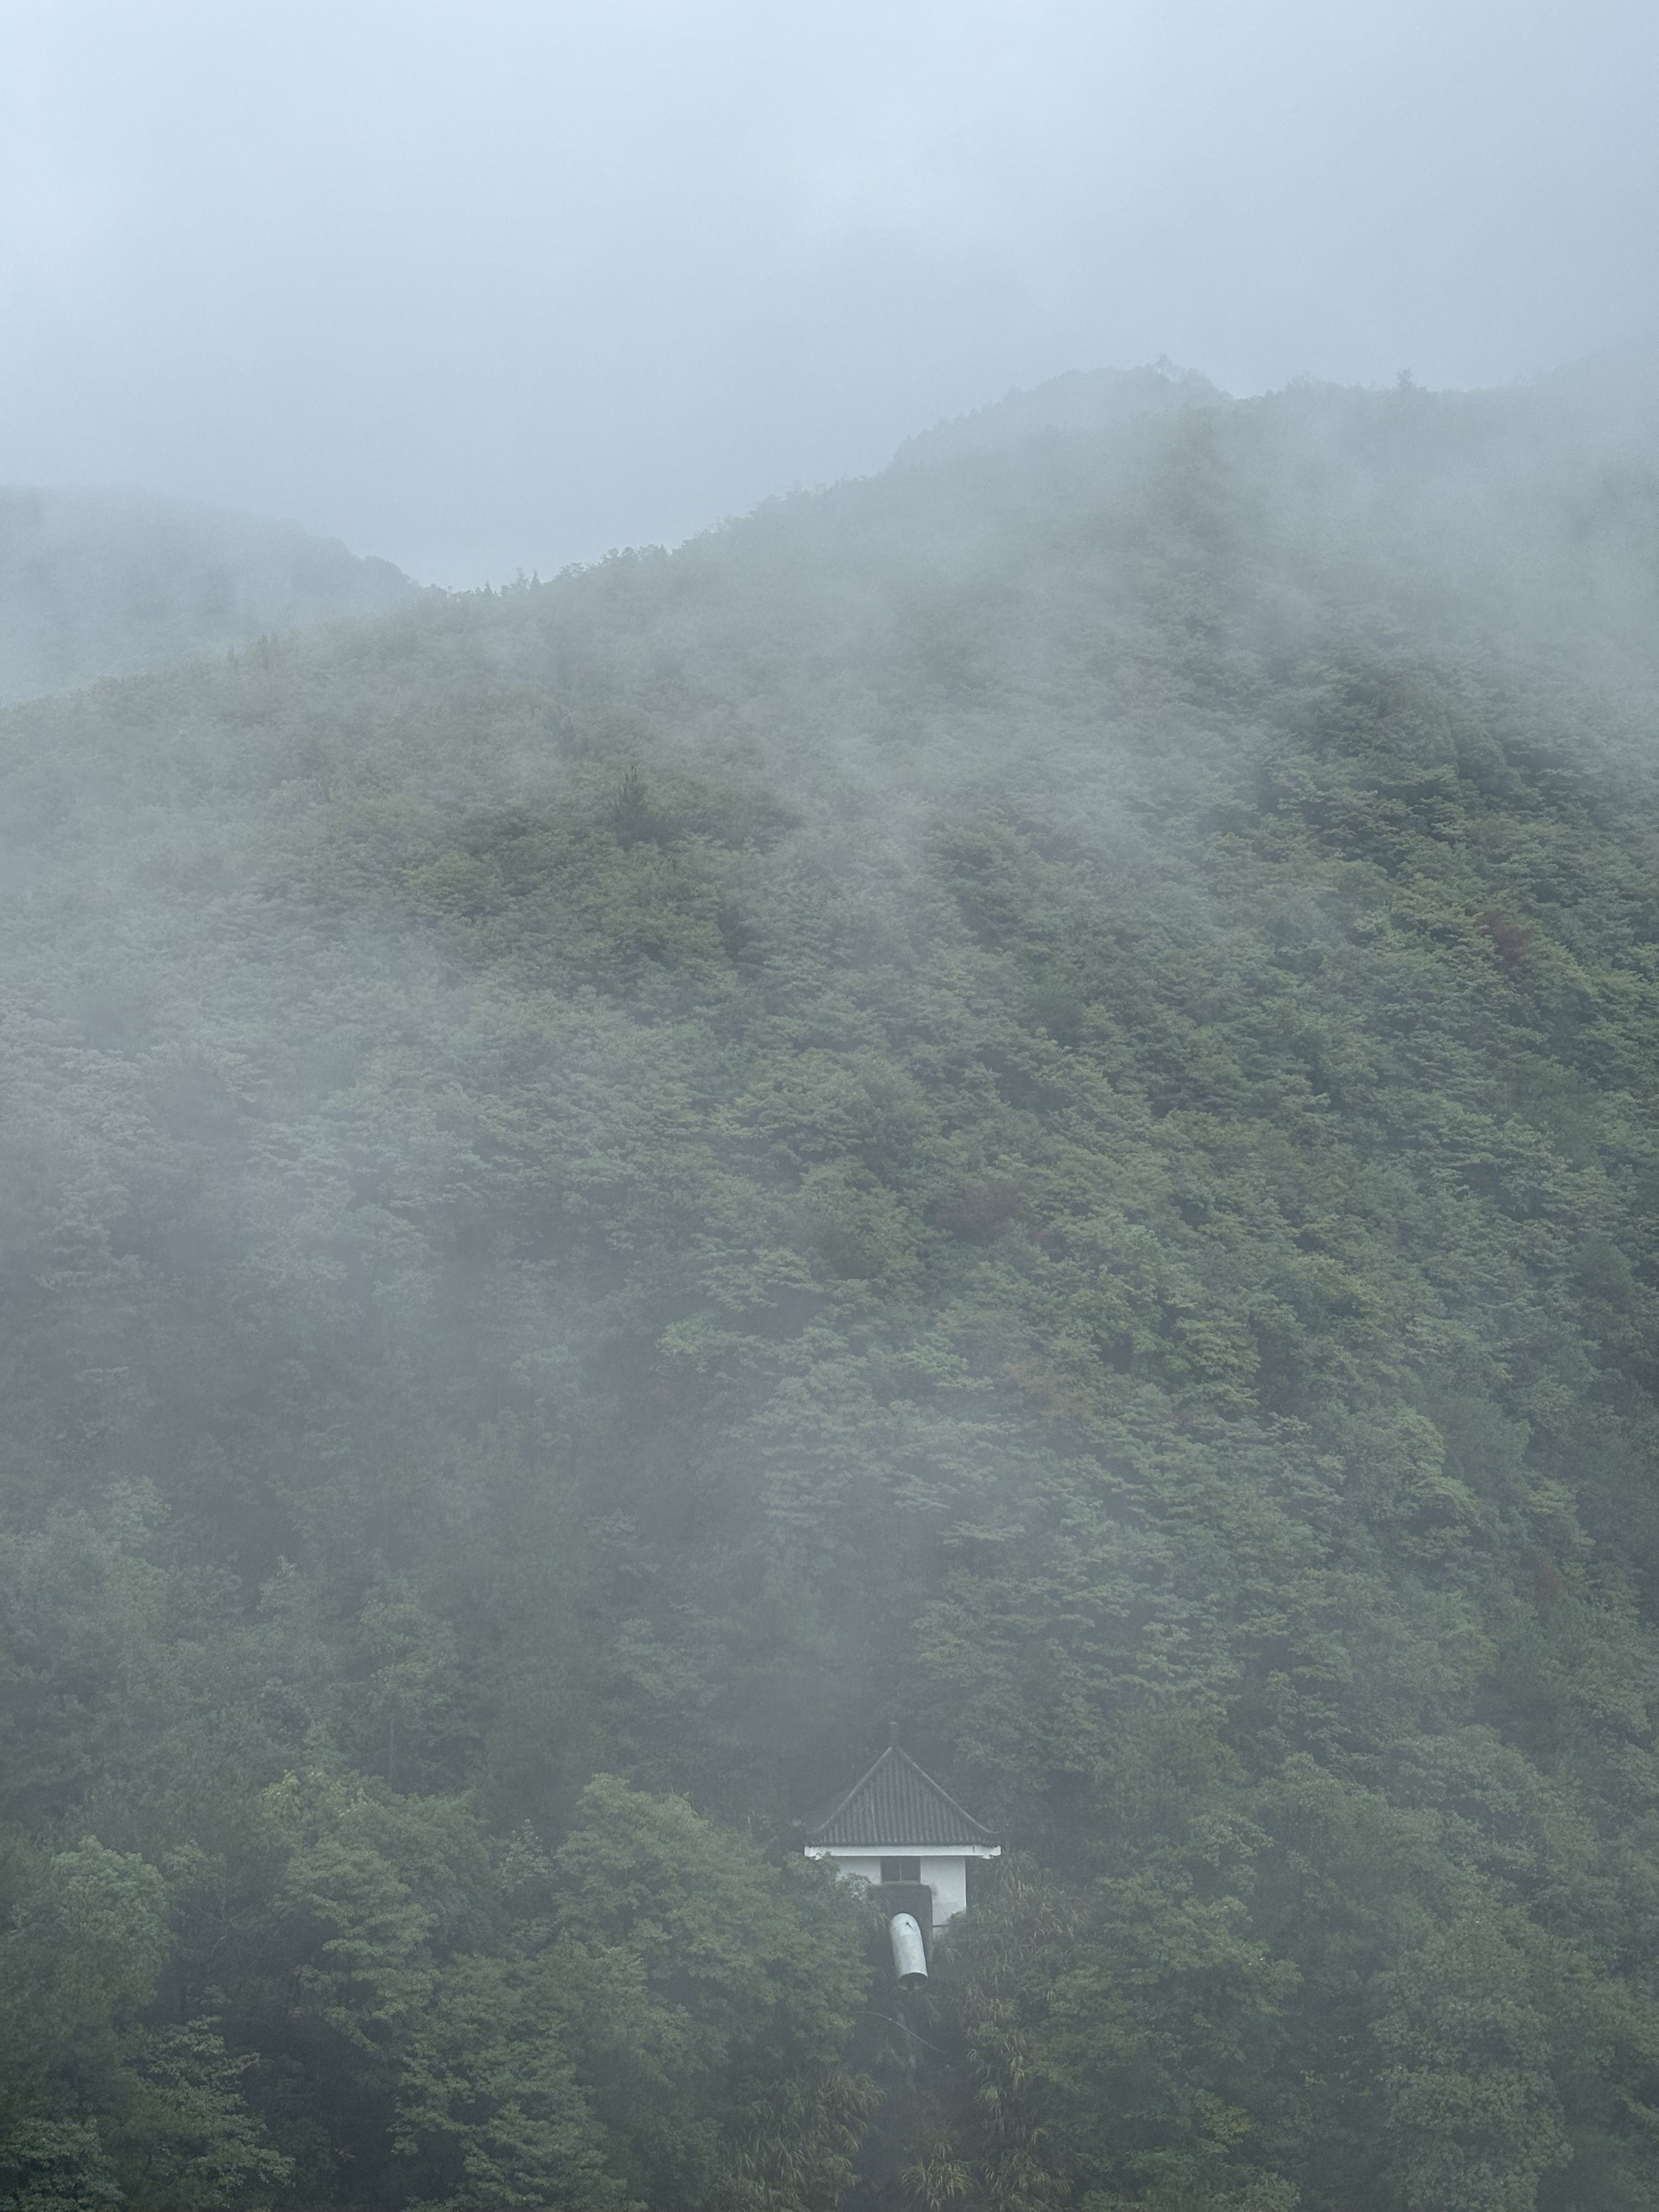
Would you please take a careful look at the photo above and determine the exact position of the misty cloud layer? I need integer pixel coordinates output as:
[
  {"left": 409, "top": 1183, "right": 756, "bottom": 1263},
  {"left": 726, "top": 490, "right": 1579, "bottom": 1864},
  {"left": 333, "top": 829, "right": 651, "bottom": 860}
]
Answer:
[{"left": 4, "top": 0, "right": 1657, "bottom": 582}]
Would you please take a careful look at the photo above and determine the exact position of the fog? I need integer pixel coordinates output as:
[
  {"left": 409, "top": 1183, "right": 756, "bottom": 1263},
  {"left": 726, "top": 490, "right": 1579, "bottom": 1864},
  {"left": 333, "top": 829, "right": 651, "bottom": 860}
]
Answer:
[
  {"left": 10, "top": 11, "right": 1659, "bottom": 2204},
  {"left": 3, "top": 0, "right": 1655, "bottom": 584}
]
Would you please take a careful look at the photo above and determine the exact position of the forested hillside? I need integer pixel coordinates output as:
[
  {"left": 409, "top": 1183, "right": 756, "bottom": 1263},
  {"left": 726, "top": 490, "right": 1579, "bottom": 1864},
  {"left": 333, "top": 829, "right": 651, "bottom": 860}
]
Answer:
[
  {"left": 0, "top": 486, "right": 419, "bottom": 707},
  {"left": 5, "top": 364, "right": 1659, "bottom": 2212}
]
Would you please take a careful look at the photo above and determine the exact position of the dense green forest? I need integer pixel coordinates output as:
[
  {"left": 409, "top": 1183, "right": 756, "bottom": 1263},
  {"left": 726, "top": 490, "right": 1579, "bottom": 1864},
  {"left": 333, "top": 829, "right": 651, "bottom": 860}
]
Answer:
[{"left": 6, "top": 362, "right": 1659, "bottom": 2212}]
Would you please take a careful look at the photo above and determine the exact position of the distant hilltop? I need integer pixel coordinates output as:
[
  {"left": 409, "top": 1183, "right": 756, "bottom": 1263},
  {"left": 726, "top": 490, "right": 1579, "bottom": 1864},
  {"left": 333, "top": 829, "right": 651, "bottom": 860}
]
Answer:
[
  {"left": 891, "top": 359, "right": 1226, "bottom": 470},
  {"left": 0, "top": 484, "right": 423, "bottom": 708}
]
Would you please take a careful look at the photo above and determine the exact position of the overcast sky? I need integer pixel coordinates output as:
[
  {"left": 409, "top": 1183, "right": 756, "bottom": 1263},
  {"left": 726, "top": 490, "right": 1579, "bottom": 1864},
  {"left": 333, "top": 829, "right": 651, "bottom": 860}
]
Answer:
[{"left": 2, "top": 0, "right": 1655, "bottom": 584}]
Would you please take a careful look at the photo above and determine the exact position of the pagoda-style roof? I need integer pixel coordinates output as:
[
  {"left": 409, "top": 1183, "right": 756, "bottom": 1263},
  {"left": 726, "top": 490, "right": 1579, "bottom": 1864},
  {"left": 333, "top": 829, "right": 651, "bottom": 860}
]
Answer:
[{"left": 803, "top": 1743, "right": 997, "bottom": 1850}]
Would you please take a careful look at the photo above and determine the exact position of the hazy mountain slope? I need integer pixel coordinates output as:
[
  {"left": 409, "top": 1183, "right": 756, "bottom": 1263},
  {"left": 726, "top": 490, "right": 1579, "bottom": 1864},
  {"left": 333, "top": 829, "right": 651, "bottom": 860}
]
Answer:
[
  {"left": 0, "top": 483, "right": 421, "bottom": 706},
  {"left": 891, "top": 357, "right": 1225, "bottom": 469},
  {"left": 4, "top": 368, "right": 1659, "bottom": 2211}
]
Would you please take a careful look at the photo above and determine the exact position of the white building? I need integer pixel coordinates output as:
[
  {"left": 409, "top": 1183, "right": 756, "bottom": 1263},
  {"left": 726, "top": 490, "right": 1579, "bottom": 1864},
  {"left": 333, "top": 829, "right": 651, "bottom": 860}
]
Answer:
[{"left": 802, "top": 1741, "right": 1000, "bottom": 1923}]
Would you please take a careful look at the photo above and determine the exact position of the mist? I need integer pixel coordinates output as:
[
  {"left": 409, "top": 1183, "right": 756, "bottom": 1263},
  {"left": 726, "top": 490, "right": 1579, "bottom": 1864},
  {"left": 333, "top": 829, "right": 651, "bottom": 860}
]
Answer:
[
  {"left": 10, "top": 9, "right": 1659, "bottom": 2211},
  {"left": 4, "top": 0, "right": 1657, "bottom": 582}
]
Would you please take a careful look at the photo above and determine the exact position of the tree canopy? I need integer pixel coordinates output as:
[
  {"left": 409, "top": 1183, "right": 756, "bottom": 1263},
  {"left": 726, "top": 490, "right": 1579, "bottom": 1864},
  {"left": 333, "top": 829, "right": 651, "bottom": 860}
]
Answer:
[{"left": 4, "top": 366, "right": 1659, "bottom": 2208}]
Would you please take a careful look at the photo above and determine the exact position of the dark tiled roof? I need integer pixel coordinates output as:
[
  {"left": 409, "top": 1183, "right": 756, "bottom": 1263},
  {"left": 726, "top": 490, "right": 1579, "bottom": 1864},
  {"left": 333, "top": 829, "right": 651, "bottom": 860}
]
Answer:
[{"left": 803, "top": 1745, "right": 997, "bottom": 1849}]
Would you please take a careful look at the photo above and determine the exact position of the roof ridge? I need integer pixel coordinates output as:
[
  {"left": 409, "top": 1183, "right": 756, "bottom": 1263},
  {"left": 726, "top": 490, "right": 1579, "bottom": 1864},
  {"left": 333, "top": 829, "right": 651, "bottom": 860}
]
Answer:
[
  {"left": 802, "top": 1742, "right": 996, "bottom": 1848},
  {"left": 804, "top": 1744, "right": 893, "bottom": 1838},
  {"left": 888, "top": 1745, "right": 992, "bottom": 1837}
]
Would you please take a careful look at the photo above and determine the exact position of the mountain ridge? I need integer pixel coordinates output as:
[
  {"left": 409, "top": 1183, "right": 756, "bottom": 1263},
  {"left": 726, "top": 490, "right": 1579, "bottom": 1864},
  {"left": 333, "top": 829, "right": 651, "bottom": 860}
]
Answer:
[
  {"left": 890, "top": 358, "right": 1227, "bottom": 471},
  {"left": 0, "top": 481, "right": 423, "bottom": 707},
  {"left": 4, "top": 362, "right": 1659, "bottom": 2210}
]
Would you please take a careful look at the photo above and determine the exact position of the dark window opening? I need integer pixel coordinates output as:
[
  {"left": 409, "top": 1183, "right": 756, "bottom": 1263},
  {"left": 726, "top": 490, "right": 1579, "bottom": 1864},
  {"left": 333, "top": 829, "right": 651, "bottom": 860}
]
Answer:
[{"left": 881, "top": 1858, "right": 921, "bottom": 1884}]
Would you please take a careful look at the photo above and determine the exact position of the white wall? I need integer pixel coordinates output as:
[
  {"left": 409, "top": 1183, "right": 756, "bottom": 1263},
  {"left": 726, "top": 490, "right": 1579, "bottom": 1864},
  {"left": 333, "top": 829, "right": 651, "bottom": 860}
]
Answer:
[
  {"left": 820, "top": 1853, "right": 885, "bottom": 1889},
  {"left": 806, "top": 1847, "right": 991, "bottom": 1922},
  {"left": 921, "top": 1855, "right": 969, "bottom": 1921}
]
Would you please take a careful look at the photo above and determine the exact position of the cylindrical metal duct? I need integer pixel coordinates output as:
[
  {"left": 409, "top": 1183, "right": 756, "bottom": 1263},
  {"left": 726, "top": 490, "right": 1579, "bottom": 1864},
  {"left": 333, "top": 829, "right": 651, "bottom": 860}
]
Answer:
[{"left": 889, "top": 1911, "right": 928, "bottom": 1985}]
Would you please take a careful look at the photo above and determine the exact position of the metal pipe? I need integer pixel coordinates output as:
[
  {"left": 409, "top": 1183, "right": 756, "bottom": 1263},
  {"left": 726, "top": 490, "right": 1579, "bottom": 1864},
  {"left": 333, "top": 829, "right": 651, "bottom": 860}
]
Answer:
[{"left": 889, "top": 1911, "right": 928, "bottom": 1985}]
